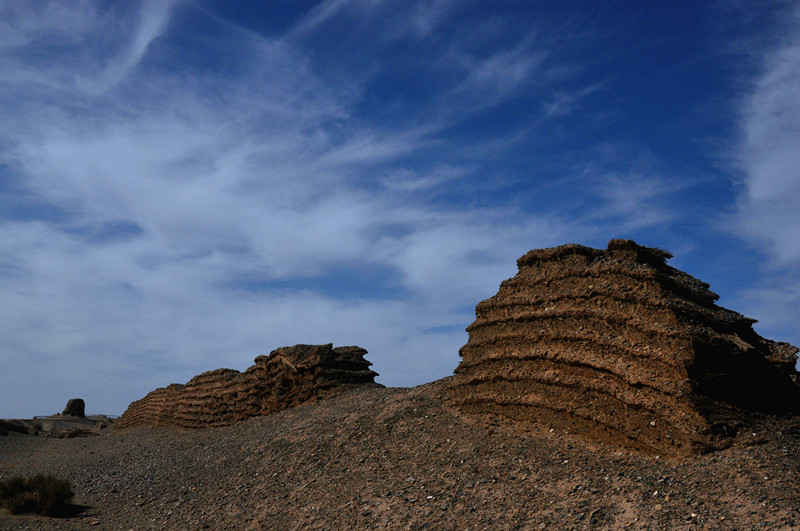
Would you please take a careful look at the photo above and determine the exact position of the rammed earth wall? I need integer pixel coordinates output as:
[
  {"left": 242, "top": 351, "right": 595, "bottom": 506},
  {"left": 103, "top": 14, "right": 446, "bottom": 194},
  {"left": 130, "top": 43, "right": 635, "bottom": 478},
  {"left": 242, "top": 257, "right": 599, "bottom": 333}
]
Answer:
[
  {"left": 117, "top": 344, "right": 380, "bottom": 429},
  {"left": 448, "top": 240, "right": 800, "bottom": 455}
]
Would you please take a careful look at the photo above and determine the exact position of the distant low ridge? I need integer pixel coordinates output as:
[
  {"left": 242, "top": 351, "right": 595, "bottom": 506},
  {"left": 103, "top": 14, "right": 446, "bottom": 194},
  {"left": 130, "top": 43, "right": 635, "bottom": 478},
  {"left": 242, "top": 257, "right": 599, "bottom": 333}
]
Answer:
[
  {"left": 448, "top": 239, "right": 800, "bottom": 455},
  {"left": 116, "top": 344, "right": 380, "bottom": 429}
]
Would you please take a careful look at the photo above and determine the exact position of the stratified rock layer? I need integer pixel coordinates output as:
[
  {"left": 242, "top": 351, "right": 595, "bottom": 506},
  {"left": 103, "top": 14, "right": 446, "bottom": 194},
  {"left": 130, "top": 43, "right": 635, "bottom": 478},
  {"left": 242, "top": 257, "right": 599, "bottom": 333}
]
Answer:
[
  {"left": 117, "top": 344, "right": 380, "bottom": 429},
  {"left": 448, "top": 239, "right": 800, "bottom": 455}
]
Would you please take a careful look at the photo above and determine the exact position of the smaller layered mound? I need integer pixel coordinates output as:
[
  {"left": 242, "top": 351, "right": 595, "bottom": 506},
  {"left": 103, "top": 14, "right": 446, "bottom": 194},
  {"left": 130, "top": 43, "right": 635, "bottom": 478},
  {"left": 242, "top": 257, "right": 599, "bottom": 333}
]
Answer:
[
  {"left": 117, "top": 344, "right": 380, "bottom": 429},
  {"left": 449, "top": 240, "right": 800, "bottom": 455}
]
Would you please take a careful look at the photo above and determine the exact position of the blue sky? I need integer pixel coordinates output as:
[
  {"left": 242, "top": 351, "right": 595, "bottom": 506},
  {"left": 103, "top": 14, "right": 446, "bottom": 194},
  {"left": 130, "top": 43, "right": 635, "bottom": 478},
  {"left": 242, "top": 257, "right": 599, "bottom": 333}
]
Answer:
[{"left": 1, "top": 1, "right": 799, "bottom": 418}]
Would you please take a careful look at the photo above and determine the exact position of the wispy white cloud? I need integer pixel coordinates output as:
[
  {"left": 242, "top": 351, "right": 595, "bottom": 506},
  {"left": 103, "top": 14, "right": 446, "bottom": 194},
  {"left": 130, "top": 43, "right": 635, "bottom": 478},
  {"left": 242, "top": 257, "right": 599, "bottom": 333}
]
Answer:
[
  {"left": 543, "top": 81, "right": 607, "bottom": 119},
  {"left": 550, "top": 142, "right": 694, "bottom": 238},
  {"left": 0, "top": 1, "right": 100, "bottom": 51},
  {"left": 406, "top": 0, "right": 458, "bottom": 39},
  {"left": 733, "top": 5, "right": 800, "bottom": 265},
  {"left": 589, "top": 172, "right": 680, "bottom": 231},
  {"left": 0, "top": 1, "right": 176, "bottom": 96},
  {"left": 0, "top": 0, "right": 703, "bottom": 418},
  {"left": 380, "top": 165, "right": 469, "bottom": 193},
  {"left": 291, "top": 0, "right": 456, "bottom": 42},
  {"left": 450, "top": 38, "right": 548, "bottom": 105},
  {"left": 718, "top": 3, "right": 800, "bottom": 355},
  {"left": 288, "top": 0, "right": 355, "bottom": 38},
  {"left": 737, "top": 277, "right": 800, "bottom": 333},
  {"left": 78, "top": 0, "right": 177, "bottom": 94}
]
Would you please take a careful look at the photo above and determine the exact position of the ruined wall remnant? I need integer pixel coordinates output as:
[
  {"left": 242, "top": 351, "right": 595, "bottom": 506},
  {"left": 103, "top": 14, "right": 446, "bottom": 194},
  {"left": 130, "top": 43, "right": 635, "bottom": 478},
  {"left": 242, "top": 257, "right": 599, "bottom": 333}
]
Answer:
[
  {"left": 448, "top": 239, "right": 800, "bottom": 455},
  {"left": 61, "top": 398, "right": 85, "bottom": 418},
  {"left": 117, "top": 344, "right": 380, "bottom": 429}
]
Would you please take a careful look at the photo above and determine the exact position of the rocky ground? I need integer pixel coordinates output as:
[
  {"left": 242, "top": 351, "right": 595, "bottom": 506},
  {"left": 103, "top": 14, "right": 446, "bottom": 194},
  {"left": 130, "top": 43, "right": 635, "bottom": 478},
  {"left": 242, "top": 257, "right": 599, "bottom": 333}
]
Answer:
[{"left": 2, "top": 379, "right": 800, "bottom": 530}]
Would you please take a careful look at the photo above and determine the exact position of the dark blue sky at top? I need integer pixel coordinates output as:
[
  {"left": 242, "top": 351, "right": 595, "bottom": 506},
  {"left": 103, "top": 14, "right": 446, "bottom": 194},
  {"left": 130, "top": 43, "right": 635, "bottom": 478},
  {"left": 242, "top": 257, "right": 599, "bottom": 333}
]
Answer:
[
  {"left": 205, "top": 3, "right": 716, "bottom": 145},
  {"left": 186, "top": 0, "right": 738, "bottom": 220},
  {"left": 0, "top": 0, "right": 798, "bottom": 418}
]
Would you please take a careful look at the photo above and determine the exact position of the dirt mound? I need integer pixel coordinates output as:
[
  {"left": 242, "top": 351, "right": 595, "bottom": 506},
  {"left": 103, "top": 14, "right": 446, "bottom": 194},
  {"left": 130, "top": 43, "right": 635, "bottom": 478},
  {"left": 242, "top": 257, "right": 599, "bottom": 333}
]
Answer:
[
  {"left": 116, "top": 344, "right": 380, "bottom": 429},
  {"left": 448, "top": 239, "right": 800, "bottom": 455},
  {"left": 4, "top": 383, "right": 800, "bottom": 529},
  {"left": 61, "top": 399, "right": 85, "bottom": 418}
]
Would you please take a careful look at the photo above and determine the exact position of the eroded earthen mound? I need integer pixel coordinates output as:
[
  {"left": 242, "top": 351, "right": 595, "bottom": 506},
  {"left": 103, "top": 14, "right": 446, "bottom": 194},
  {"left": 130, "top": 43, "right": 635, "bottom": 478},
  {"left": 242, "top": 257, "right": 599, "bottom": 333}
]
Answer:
[
  {"left": 448, "top": 239, "right": 800, "bottom": 455},
  {"left": 116, "top": 344, "right": 380, "bottom": 429},
  {"left": 62, "top": 398, "right": 85, "bottom": 418}
]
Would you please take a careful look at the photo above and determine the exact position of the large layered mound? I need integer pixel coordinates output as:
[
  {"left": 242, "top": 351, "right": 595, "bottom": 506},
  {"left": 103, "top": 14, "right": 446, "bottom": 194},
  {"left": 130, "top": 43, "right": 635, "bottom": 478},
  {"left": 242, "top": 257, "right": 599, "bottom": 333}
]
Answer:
[
  {"left": 116, "top": 344, "right": 380, "bottom": 429},
  {"left": 449, "top": 239, "right": 800, "bottom": 455}
]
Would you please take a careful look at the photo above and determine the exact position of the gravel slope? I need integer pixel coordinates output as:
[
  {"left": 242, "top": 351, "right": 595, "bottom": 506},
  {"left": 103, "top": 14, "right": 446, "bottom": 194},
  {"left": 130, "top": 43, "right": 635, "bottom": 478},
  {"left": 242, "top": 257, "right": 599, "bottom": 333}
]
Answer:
[{"left": 2, "top": 379, "right": 800, "bottom": 530}]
